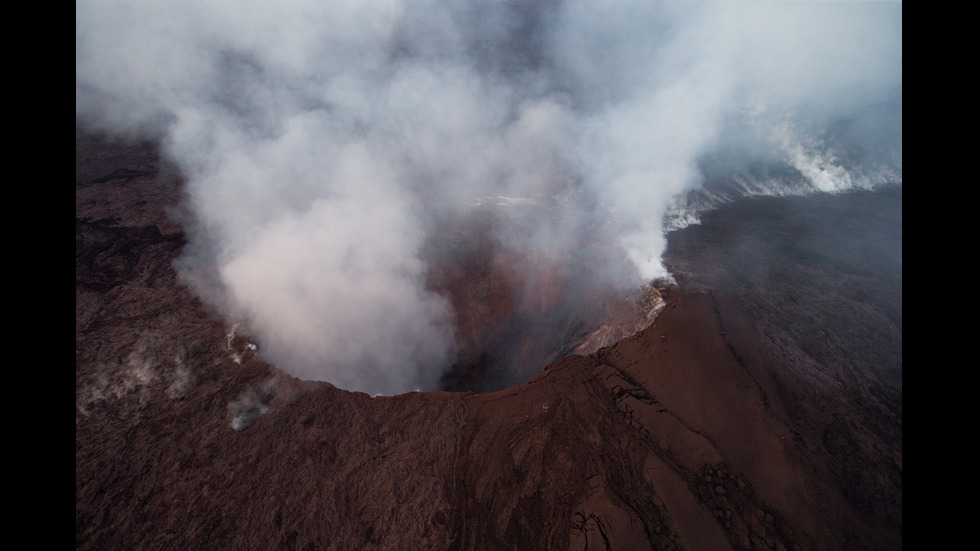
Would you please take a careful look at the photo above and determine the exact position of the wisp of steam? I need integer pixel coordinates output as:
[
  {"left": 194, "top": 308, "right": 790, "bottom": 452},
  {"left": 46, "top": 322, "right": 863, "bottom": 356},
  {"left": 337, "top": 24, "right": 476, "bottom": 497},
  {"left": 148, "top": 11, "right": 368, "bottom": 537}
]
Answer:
[{"left": 77, "top": 0, "right": 901, "bottom": 395}]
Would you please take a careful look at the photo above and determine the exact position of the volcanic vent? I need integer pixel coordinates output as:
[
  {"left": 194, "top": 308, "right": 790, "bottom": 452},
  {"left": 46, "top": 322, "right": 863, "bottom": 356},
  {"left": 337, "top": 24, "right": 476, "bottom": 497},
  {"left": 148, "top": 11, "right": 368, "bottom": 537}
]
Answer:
[{"left": 423, "top": 204, "right": 666, "bottom": 393}]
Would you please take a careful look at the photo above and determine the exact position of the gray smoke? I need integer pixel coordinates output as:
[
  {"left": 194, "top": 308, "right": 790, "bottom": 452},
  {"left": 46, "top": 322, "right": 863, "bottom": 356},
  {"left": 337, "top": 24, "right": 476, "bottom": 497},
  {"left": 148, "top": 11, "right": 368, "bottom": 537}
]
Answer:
[{"left": 76, "top": 0, "right": 901, "bottom": 395}]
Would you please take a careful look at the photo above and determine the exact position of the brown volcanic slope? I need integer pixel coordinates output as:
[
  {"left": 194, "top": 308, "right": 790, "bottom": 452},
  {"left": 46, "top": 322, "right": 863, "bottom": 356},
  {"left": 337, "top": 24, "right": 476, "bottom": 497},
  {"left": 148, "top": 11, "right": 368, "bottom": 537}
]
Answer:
[{"left": 76, "top": 127, "right": 901, "bottom": 550}]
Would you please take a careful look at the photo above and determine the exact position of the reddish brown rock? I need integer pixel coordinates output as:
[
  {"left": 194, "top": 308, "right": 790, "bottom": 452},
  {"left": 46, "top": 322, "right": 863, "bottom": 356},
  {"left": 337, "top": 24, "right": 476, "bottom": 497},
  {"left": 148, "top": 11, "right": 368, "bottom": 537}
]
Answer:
[{"left": 76, "top": 127, "right": 900, "bottom": 550}]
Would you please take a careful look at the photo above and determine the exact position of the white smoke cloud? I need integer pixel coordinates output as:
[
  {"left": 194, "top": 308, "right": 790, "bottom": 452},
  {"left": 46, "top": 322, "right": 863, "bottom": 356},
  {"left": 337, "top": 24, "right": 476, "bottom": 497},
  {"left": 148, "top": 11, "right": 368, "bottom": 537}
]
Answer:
[{"left": 76, "top": 0, "right": 901, "bottom": 394}]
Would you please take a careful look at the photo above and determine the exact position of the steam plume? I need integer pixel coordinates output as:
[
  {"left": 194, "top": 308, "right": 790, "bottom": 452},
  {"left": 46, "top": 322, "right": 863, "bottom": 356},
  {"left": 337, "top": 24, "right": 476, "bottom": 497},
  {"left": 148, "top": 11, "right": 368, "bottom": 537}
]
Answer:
[{"left": 76, "top": 0, "right": 901, "bottom": 394}]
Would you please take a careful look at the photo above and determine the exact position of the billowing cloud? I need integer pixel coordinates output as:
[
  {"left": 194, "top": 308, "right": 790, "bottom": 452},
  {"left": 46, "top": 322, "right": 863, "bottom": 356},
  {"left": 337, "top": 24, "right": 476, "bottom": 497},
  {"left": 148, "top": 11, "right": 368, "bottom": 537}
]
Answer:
[{"left": 77, "top": 0, "right": 901, "bottom": 394}]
